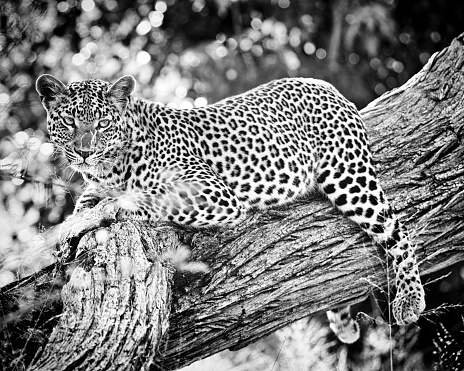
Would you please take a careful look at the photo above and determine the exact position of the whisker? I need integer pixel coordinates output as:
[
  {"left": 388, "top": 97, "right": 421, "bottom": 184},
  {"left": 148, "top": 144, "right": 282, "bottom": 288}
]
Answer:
[{"left": 67, "top": 169, "right": 77, "bottom": 182}]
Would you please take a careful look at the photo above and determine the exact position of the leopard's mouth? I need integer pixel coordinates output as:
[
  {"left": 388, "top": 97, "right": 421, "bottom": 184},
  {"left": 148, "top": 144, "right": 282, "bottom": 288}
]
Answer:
[{"left": 71, "top": 161, "right": 111, "bottom": 178}]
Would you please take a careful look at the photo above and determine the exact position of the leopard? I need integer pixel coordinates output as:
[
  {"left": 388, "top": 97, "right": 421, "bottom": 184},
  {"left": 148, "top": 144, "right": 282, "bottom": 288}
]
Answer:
[{"left": 36, "top": 74, "right": 425, "bottom": 344}]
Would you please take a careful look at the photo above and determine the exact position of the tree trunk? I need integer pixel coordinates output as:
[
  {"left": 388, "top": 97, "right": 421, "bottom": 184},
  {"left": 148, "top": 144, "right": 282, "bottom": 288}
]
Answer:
[
  {"left": 327, "top": 0, "right": 349, "bottom": 72},
  {"left": 2, "top": 34, "right": 464, "bottom": 371}
]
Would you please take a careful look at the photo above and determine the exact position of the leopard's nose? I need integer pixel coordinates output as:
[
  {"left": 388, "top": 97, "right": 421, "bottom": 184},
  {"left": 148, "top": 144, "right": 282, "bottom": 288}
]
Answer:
[
  {"left": 76, "top": 149, "right": 93, "bottom": 159},
  {"left": 77, "top": 133, "right": 94, "bottom": 158}
]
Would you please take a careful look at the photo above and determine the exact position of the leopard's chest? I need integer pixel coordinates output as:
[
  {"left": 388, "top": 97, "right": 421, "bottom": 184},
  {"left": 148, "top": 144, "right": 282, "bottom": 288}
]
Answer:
[{"left": 114, "top": 141, "right": 187, "bottom": 190}]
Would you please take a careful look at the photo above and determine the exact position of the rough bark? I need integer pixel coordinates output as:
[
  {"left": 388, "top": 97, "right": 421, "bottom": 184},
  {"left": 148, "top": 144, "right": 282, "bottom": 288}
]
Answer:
[{"left": 2, "top": 34, "right": 464, "bottom": 371}]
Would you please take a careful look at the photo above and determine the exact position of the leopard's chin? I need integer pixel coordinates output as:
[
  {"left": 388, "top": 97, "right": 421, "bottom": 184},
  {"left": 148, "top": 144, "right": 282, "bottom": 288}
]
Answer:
[{"left": 71, "top": 163, "right": 92, "bottom": 174}]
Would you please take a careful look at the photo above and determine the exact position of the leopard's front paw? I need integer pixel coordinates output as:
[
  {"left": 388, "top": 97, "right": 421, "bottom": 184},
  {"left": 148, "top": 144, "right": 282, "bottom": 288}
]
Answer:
[
  {"left": 392, "top": 280, "right": 425, "bottom": 325},
  {"left": 74, "top": 196, "right": 101, "bottom": 214},
  {"left": 116, "top": 208, "right": 135, "bottom": 221},
  {"left": 116, "top": 208, "right": 151, "bottom": 221}
]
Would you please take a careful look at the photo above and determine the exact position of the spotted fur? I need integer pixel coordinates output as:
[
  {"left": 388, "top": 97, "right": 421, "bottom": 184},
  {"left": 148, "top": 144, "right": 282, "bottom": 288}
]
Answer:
[{"left": 36, "top": 74, "right": 425, "bottom": 343}]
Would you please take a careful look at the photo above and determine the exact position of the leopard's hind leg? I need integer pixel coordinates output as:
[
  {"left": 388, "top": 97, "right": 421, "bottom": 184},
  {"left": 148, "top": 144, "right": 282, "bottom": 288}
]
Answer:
[
  {"left": 317, "top": 144, "right": 425, "bottom": 342},
  {"left": 317, "top": 137, "right": 425, "bottom": 337}
]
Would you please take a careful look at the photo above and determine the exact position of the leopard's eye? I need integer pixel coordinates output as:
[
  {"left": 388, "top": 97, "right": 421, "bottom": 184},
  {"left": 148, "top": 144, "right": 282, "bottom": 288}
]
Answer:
[
  {"left": 62, "top": 116, "right": 75, "bottom": 128},
  {"left": 97, "top": 119, "right": 111, "bottom": 130}
]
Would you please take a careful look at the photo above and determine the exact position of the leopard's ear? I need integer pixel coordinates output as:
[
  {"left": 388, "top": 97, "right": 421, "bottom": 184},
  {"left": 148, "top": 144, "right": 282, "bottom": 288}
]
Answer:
[
  {"left": 36, "top": 74, "right": 68, "bottom": 110},
  {"left": 107, "top": 75, "right": 136, "bottom": 112}
]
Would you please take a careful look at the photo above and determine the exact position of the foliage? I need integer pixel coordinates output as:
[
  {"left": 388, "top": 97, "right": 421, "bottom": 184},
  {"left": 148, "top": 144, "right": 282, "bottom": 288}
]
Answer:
[{"left": 1, "top": 0, "right": 464, "bottom": 369}]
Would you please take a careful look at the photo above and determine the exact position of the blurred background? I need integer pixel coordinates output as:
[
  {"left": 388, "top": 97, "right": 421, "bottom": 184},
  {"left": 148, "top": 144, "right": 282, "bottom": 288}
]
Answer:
[{"left": 0, "top": 0, "right": 463, "bottom": 370}]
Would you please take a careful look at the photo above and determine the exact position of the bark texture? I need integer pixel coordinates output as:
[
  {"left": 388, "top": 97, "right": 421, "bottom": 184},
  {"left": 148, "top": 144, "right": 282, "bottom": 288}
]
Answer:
[{"left": 1, "top": 34, "right": 464, "bottom": 371}]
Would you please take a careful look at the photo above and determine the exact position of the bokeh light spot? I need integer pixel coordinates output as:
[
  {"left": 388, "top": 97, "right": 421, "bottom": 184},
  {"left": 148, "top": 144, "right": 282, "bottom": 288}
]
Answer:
[
  {"left": 315, "top": 48, "right": 327, "bottom": 59},
  {"left": 430, "top": 31, "right": 441, "bottom": 43},
  {"left": 239, "top": 38, "right": 252, "bottom": 52},
  {"left": 348, "top": 53, "right": 360, "bottom": 64},
  {"left": 86, "top": 62, "right": 98, "bottom": 74},
  {"left": 81, "top": 0, "right": 95, "bottom": 12},
  {"left": 137, "top": 51, "right": 151, "bottom": 64},
  {"left": 90, "top": 26, "right": 102, "bottom": 39},
  {"left": 14, "top": 131, "right": 29, "bottom": 145},
  {"left": 251, "top": 45, "right": 263, "bottom": 57},
  {"left": 155, "top": 1, "right": 167, "bottom": 13},
  {"left": 40, "top": 143, "right": 55, "bottom": 156},
  {"left": 345, "top": 14, "right": 355, "bottom": 24},
  {"left": 80, "top": 47, "right": 91, "bottom": 60},
  {"left": 136, "top": 20, "right": 152, "bottom": 36},
  {"left": 215, "top": 46, "right": 228, "bottom": 58},
  {"left": 16, "top": 75, "right": 31, "bottom": 87},
  {"left": 392, "top": 61, "right": 404, "bottom": 73},
  {"left": 377, "top": 66, "right": 388, "bottom": 79},
  {"left": 283, "top": 50, "right": 300, "bottom": 70},
  {"left": 228, "top": 38, "right": 238, "bottom": 50},
  {"left": 419, "top": 52, "right": 430, "bottom": 65},
  {"left": 194, "top": 97, "right": 208, "bottom": 107},
  {"left": 175, "top": 86, "right": 187, "bottom": 98},
  {"left": 104, "top": 0, "right": 118, "bottom": 12},
  {"left": 72, "top": 53, "right": 85, "bottom": 66},
  {"left": 374, "top": 83, "right": 386, "bottom": 95},
  {"left": 149, "top": 11, "right": 164, "bottom": 27},
  {"left": 138, "top": 4, "right": 150, "bottom": 16},
  {"left": 216, "top": 33, "right": 226, "bottom": 43},
  {"left": 369, "top": 57, "right": 381, "bottom": 70},
  {"left": 118, "top": 47, "right": 130, "bottom": 60},
  {"left": 303, "top": 42, "right": 316, "bottom": 55},
  {"left": 95, "top": 54, "right": 107, "bottom": 65},
  {"left": 439, "top": 281, "right": 451, "bottom": 293},
  {"left": 57, "top": 1, "right": 69, "bottom": 12},
  {"left": 179, "top": 100, "right": 194, "bottom": 109},
  {"left": 105, "top": 0, "right": 118, "bottom": 11},
  {"left": 0, "top": 93, "right": 9, "bottom": 104},
  {"left": 226, "top": 69, "right": 238, "bottom": 80},
  {"left": 251, "top": 18, "right": 262, "bottom": 30}
]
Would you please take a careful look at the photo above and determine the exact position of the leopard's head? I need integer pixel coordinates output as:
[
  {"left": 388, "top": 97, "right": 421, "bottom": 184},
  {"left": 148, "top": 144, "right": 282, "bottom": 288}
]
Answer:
[{"left": 36, "top": 74, "right": 135, "bottom": 178}]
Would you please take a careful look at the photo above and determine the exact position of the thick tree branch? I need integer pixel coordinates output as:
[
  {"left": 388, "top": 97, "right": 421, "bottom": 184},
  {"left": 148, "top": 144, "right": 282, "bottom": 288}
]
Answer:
[{"left": 1, "top": 34, "right": 464, "bottom": 371}]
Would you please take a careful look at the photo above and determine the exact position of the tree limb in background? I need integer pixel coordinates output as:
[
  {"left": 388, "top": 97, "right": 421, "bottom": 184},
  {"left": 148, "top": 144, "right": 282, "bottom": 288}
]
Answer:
[{"left": 1, "top": 34, "right": 464, "bottom": 371}]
